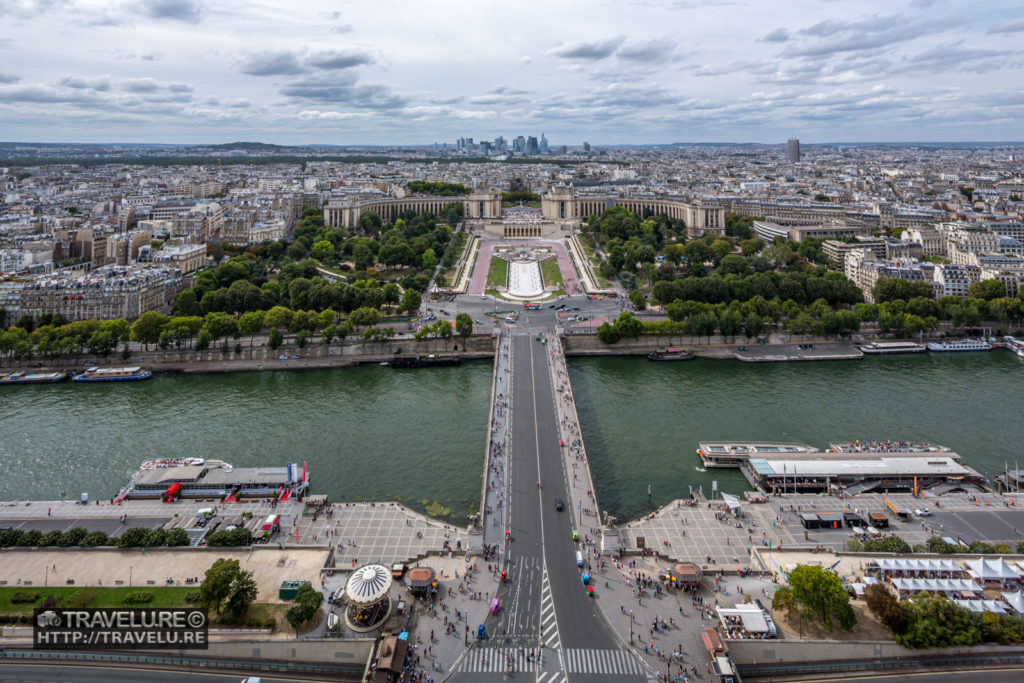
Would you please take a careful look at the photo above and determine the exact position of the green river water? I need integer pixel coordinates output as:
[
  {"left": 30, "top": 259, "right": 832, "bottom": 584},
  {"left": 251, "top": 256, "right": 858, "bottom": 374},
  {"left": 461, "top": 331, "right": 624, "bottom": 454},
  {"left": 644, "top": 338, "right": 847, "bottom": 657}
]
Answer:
[{"left": 1, "top": 352, "right": 1021, "bottom": 523}]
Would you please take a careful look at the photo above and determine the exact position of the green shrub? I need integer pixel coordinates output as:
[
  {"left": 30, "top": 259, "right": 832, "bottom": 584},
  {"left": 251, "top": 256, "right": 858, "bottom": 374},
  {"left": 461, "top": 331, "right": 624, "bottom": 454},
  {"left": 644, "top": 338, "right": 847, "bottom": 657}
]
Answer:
[
  {"left": 67, "top": 589, "right": 98, "bottom": 608},
  {"left": 185, "top": 591, "right": 201, "bottom": 603},
  {"left": 11, "top": 591, "right": 40, "bottom": 604},
  {"left": 166, "top": 529, "right": 190, "bottom": 547},
  {"left": 59, "top": 527, "right": 88, "bottom": 547},
  {"left": 39, "top": 530, "right": 62, "bottom": 547},
  {"left": 80, "top": 531, "right": 110, "bottom": 547},
  {"left": 123, "top": 592, "right": 154, "bottom": 605}
]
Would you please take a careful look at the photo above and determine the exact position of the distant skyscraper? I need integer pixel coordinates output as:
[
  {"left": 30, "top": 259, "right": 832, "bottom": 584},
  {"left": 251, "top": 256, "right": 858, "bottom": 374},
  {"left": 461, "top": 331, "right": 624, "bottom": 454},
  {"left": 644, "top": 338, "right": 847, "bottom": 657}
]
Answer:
[
  {"left": 513, "top": 135, "right": 526, "bottom": 153},
  {"left": 787, "top": 138, "right": 801, "bottom": 163},
  {"left": 583, "top": 141, "right": 591, "bottom": 153},
  {"left": 540, "top": 133, "right": 548, "bottom": 155}
]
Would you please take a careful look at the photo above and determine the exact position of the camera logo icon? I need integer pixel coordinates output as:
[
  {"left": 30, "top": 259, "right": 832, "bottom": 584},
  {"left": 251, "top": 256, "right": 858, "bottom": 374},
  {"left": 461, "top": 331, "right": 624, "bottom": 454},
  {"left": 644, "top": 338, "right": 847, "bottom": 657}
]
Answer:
[{"left": 37, "top": 610, "right": 61, "bottom": 628}]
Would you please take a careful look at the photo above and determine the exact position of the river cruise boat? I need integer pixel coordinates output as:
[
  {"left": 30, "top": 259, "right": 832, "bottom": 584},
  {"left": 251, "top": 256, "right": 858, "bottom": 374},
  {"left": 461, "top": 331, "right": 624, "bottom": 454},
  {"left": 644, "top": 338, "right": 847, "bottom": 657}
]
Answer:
[
  {"left": 0, "top": 370, "right": 68, "bottom": 384},
  {"left": 927, "top": 339, "right": 993, "bottom": 352},
  {"left": 72, "top": 366, "right": 152, "bottom": 382},
  {"left": 386, "top": 355, "right": 461, "bottom": 368},
  {"left": 117, "top": 460, "right": 308, "bottom": 502},
  {"left": 647, "top": 348, "right": 695, "bottom": 361},
  {"left": 697, "top": 442, "right": 818, "bottom": 468},
  {"left": 1004, "top": 336, "right": 1024, "bottom": 358},
  {"left": 859, "top": 341, "right": 926, "bottom": 354},
  {"left": 829, "top": 440, "right": 956, "bottom": 458}
]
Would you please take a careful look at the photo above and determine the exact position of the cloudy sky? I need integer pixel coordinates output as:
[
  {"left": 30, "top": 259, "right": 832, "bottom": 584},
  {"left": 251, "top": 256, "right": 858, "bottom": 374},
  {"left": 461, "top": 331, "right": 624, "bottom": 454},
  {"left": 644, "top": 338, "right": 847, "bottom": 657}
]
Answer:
[{"left": 1, "top": 0, "right": 1023, "bottom": 145}]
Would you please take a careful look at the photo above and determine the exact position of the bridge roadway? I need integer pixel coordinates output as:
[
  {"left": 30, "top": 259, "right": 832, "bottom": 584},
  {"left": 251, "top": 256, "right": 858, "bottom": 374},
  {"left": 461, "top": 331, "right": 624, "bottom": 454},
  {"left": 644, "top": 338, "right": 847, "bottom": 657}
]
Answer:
[{"left": 450, "top": 333, "right": 647, "bottom": 682}]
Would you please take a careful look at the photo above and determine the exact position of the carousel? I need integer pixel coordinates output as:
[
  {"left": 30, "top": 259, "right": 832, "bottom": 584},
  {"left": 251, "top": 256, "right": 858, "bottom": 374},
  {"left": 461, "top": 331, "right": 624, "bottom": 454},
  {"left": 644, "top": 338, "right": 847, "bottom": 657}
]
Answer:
[{"left": 344, "top": 564, "right": 393, "bottom": 633}]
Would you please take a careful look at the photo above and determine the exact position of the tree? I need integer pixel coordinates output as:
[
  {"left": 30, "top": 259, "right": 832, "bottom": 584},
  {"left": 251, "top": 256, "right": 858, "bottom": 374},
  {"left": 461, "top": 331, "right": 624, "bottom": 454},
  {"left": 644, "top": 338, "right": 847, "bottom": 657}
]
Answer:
[
  {"left": 400, "top": 288, "right": 421, "bottom": 313},
  {"left": 130, "top": 311, "right": 168, "bottom": 349},
  {"left": 596, "top": 322, "right": 620, "bottom": 344},
  {"left": 421, "top": 248, "right": 438, "bottom": 272},
  {"left": 865, "top": 584, "right": 905, "bottom": 633},
  {"left": 745, "top": 312, "right": 764, "bottom": 339},
  {"left": 311, "top": 240, "right": 335, "bottom": 262},
  {"left": 629, "top": 290, "right": 646, "bottom": 311},
  {"left": 238, "top": 310, "right": 265, "bottom": 347},
  {"left": 967, "top": 279, "right": 1008, "bottom": 301},
  {"left": 382, "top": 283, "right": 401, "bottom": 308},
  {"left": 286, "top": 583, "right": 323, "bottom": 632},
  {"left": 349, "top": 306, "right": 380, "bottom": 328},
  {"left": 225, "top": 566, "right": 258, "bottom": 618},
  {"left": 267, "top": 327, "right": 283, "bottom": 351},
  {"left": 897, "top": 594, "right": 980, "bottom": 649},
  {"left": 264, "top": 305, "right": 293, "bottom": 331},
  {"left": 613, "top": 311, "right": 642, "bottom": 339},
  {"left": 195, "top": 328, "right": 213, "bottom": 351},
  {"left": 200, "top": 558, "right": 244, "bottom": 614},
  {"left": 787, "top": 564, "right": 857, "bottom": 631},
  {"left": 455, "top": 312, "right": 473, "bottom": 339}
]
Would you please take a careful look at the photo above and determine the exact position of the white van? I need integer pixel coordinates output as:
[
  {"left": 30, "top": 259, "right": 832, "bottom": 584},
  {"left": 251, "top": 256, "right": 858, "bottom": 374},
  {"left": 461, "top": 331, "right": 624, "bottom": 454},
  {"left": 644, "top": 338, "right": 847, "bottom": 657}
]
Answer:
[{"left": 575, "top": 551, "right": 583, "bottom": 567}]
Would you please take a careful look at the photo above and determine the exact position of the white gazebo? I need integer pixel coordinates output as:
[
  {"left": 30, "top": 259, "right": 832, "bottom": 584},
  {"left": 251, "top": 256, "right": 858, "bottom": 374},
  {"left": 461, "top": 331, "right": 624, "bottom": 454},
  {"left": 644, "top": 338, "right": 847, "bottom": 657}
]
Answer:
[{"left": 1002, "top": 590, "right": 1024, "bottom": 616}]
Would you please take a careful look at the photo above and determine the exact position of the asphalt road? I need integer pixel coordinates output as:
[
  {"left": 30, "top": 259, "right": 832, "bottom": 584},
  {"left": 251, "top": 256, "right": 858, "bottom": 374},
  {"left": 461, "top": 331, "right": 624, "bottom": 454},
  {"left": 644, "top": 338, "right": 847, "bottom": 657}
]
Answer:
[
  {"left": 0, "top": 663, "right": 329, "bottom": 682},
  {"left": 455, "top": 334, "right": 646, "bottom": 682}
]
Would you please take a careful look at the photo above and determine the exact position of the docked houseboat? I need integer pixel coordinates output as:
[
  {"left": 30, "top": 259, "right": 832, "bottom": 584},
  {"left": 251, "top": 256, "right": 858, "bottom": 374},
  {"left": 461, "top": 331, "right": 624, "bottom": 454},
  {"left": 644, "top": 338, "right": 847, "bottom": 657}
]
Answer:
[
  {"left": 72, "top": 366, "right": 153, "bottom": 382},
  {"left": 0, "top": 370, "right": 68, "bottom": 385},
  {"left": 927, "top": 339, "right": 993, "bottom": 352},
  {"left": 387, "top": 355, "right": 461, "bottom": 368},
  {"left": 697, "top": 442, "right": 818, "bottom": 468},
  {"left": 1004, "top": 336, "right": 1024, "bottom": 358},
  {"left": 118, "top": 459, "right": 308, "bottom": 502},
  {"left": 859, "top": 341, "right": 926, "bottom": 354},
  {"left": 647, "top": 348, "right": 695, "bottom": 361}
]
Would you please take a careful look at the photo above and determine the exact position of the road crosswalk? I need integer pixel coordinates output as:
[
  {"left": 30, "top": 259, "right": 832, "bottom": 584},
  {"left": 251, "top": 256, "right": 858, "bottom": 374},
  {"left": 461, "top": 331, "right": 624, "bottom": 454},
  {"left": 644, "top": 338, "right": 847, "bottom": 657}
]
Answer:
[
  {"left": 564, "top": 648, "right": 646, "bottom": 676},
  {"left": 456, "top": 647, "right": 544, "bottom": 673},
  {"left": 540, "top": 562, "right": 561, "bottom": 649}
]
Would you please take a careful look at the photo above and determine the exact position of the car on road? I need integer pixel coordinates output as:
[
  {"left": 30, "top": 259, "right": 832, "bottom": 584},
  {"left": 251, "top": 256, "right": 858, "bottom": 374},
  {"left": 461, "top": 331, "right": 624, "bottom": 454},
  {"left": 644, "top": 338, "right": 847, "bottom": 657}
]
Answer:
[
  {"left": 290, "top": 355, "right": 300, "bottom": 359},
  {"left": 278, "top": 355, "right": 288, "bottom": 360},
  {"left": 440, "top": 309, "right": 449, "bottom": 315},
  {"left": 554, "top": 498, "right": 564, "bottom": 511},
  {"left": 915, "top": 508, "right": 932, "bottom": 516},
  {"left": 426, "top": 307, "right": 433, "bottom": 311},
  {"left": 476, "top": 319, "right": 485, "bottom": 324}
]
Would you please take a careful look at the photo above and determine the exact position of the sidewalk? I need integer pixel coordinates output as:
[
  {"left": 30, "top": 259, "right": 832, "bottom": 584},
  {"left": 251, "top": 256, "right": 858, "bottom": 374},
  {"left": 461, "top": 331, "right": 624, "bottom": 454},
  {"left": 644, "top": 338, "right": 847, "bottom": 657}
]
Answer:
[
  {"left": 546, "top": 335, "right": 602, "bottom": 548},
  {"left": 481, "top": 333, "right": 512, "bottom": 550}
]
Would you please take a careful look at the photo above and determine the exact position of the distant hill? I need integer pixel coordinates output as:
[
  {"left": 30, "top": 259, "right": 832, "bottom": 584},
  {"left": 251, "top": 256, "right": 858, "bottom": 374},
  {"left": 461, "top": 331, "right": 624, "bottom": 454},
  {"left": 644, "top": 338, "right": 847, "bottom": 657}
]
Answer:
[{"left": 204, "top": 141, "right": 288, "bottom": 151}]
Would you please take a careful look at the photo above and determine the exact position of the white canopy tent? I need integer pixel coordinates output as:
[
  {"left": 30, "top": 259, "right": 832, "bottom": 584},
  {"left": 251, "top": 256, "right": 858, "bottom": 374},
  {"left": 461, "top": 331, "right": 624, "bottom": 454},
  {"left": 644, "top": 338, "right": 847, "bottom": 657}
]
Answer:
[
  {"left": 891, "top": 577, "right": 981, "bottom": 599},
  {"left": 874, "top": 558, "right": 963, "bottom": 575},
  {"left": 965, "top": 558, "right": 1022, "bottom": 586},
  {"left": 955, "top": 599, "right": 1008, "bottom": 615},
  {"left": 1002, "top": 591, "right": 1024, "bottom": 616}
]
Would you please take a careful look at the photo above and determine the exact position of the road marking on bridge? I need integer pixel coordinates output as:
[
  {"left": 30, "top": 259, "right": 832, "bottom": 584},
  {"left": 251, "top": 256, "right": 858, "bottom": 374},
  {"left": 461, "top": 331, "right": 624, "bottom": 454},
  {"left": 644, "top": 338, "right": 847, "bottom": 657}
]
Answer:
[
  {"left": 540, "top": 561, "right": 560, "bottom": 649},
  {"left": 536, "top": 672, "right": 567, "bottom": 683},
  {"left": 456, "top": 647, "right": 543, "bottom": 673},
  {"left": 563, "top": 648, "right": 646, "bottom": 675}
]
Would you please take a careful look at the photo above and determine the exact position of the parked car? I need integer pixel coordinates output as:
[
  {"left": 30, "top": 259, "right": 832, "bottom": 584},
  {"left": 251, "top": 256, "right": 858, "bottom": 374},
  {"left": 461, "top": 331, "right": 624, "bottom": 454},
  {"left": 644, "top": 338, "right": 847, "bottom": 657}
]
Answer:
[
  {"left": 915, "top": 508, "right": 932, "bottom": 516},
  {"left": 554, "top": 498, "right": 564, "bottom": 511}
]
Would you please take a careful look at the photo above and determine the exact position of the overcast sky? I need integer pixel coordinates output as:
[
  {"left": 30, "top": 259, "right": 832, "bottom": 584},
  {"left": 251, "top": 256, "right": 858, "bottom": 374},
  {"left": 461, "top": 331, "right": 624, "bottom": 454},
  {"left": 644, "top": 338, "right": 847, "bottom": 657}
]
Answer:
[{"left": 1, "top": 0, "right": 1023, "bottom": 145}]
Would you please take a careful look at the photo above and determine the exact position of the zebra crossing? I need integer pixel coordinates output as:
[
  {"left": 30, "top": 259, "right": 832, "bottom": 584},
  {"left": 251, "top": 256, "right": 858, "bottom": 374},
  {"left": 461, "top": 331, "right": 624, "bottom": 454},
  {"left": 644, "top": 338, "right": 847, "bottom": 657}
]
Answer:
[
  {"left": 540, "top": 562, "right": 561, "bottom": 649},
  {"left": 456, "top": 647, "right": 544, "bottom": 673},
  {"left": 564, "top": 648, "right": 646, "bottom": 676}
]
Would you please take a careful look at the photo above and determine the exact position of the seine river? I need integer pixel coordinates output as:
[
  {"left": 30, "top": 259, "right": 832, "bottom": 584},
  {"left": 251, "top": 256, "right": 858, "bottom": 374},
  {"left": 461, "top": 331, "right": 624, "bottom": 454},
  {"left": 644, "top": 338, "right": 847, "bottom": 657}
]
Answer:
[
  {"left": 571, "top": 351, "right": 1024, "bottom": 521},
  {"left": 0, "top": 362, "right": 492, "bottom": 520},
  {"left": 2, "top": 352, "right": 1022, "bottom": 523}
]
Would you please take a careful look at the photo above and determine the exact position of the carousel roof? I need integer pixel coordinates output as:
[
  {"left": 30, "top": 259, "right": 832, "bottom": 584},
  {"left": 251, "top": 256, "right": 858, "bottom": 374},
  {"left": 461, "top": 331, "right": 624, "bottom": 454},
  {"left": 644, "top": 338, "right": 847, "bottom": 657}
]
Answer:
[{"left": 345, "top": 564, "right": 392, "bottom": 605}]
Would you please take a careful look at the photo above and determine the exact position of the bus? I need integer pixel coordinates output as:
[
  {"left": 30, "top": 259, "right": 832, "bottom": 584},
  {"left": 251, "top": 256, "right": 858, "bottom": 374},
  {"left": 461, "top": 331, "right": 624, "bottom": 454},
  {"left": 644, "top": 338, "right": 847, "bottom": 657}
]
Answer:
[{"left": 523, "top": 302, "right": 542, "bottom": 310}]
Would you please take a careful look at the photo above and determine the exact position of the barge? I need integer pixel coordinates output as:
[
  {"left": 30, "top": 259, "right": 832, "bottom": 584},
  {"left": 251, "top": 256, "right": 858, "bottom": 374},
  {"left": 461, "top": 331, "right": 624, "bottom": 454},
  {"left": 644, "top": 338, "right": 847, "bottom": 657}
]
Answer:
[
  {"left": 385, "top": 355, "right": 461, "bottom": 368},
  {"left": 698, "top": 439, "right": 957, "bottom": 468},
  {"left": 73, "top": 366, "right": 152, "bottom": 382},
  {"left": 0, "top": 370, "right": 69, "bottom": 385},
  {"left": 647, "top": 348, "right": 695, "bottom": 361},
  {"left": 859, "top": 341, "right": 926, "bottom": 354},
  {"left": 1004, "top": 336, "right": 1024, "bottom": 358},
  {"left": 116, "top": 459, "right": 309, "bottom": 502}
]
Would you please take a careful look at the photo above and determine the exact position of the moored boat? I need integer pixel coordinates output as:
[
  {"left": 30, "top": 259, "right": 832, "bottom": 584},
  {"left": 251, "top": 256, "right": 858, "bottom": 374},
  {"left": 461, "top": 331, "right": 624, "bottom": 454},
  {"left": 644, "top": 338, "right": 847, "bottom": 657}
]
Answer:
[
  {"left": 388, "top": 355, "right": 461, "bottom": 368},
  {"left": 72, "top": 366, "right": 153, "bottom": 382},
  {"left": 859, "top": 341, "right": 926, "bottom": 354},
  {"left": 0, "top": 370, "right": 68, "bottom": 385},
  {"left": 647, "top": 348, "right": 695, "bottom": 361},
  {"left": 927, "top": 339, "right": 993, "bottom": 352},
  {"left": 1004, "top": 336, "right": 1024, "bottom": 358}
]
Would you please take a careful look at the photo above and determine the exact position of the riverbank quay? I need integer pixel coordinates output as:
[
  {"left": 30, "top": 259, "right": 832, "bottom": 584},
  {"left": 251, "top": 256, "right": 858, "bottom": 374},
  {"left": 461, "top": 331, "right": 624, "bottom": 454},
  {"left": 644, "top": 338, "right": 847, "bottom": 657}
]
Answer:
[
  {"left": 0, "top": 498, "right": 466, "bottom": 569},
  {"left": 612, "top": 490, "right": 1024, "bottom": 571},
  {"left": 0, "top": 334, "right": 497, "bottom": 375}
]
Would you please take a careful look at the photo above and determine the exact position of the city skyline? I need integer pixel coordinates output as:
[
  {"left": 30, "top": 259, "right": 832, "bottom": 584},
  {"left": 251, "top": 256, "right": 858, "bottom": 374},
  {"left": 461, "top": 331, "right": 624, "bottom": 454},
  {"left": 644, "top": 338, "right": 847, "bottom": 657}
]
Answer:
[{"left": 2, "top": 0, "right": 1024, "bottom": 145}]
